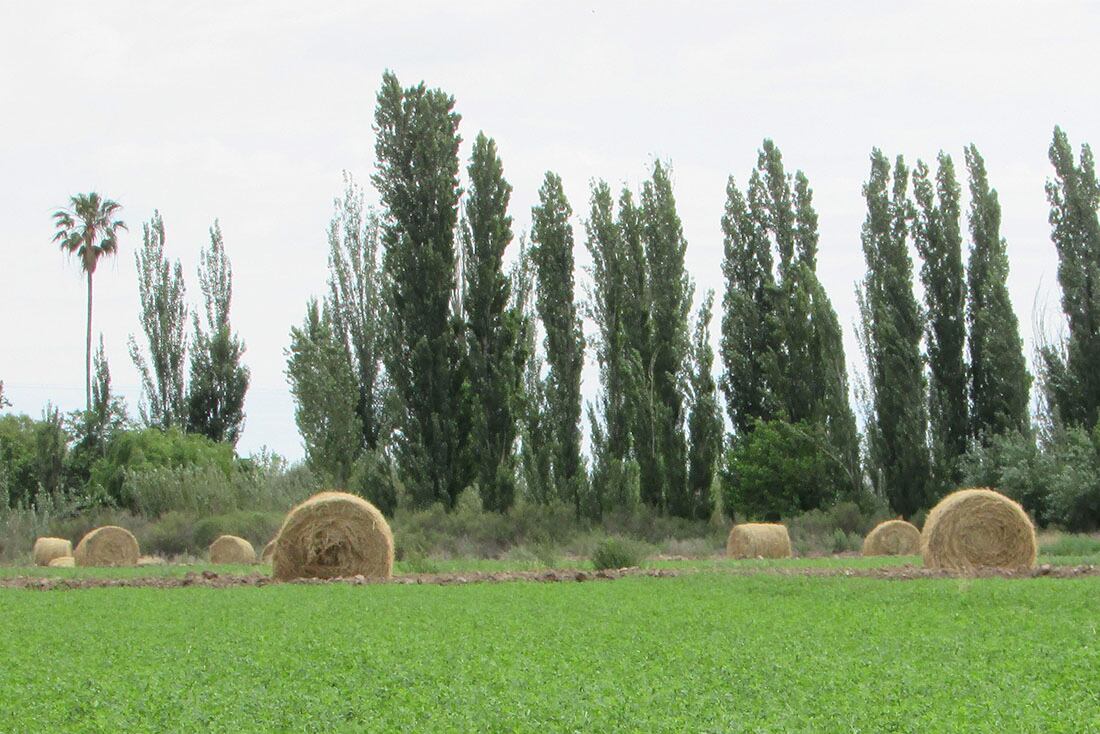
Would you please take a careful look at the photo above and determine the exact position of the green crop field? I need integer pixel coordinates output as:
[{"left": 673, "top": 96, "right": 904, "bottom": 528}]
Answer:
[{"left": 2, "top": 569, "right": 1098, "bottom": 732}]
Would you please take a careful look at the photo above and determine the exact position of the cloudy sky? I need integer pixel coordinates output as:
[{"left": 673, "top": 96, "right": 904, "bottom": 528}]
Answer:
[{"left": 2, "top": 1, "right": 1097, "bottom": 461}]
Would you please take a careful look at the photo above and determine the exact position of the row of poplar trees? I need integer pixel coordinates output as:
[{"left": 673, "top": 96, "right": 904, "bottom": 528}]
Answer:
[{"left": 287, "top": 72, "right": 1098, "bottom": 522}]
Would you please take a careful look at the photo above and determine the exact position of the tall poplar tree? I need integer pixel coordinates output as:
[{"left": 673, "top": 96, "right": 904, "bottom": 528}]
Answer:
[
  {"left": 857, "top": 151, "right": 930, "bottom": 517},
  {"left": 720, "top": 171, "right": 781, "bottom": 436},
  {"left": 326, "top": 173, "right": 386, "bottom": 453},
  {"left": 965, "top": 145, "right": 1031, "bottom": 439},
  {"left": 461, "top": 133, "right": 525, "bottom": 512},
  {"left": 372, "top": 71, "right": 468, "bottom": 508},
  {"left": 686, "top": 290, "right": 722, "bottom": 519},
  {"left": 1042, "top": 126, "right": 1100, "bottom": 430},
  {"left": 641, "top": 161, "right": 692, "bottom": 515},
  {"left": 586, "top": 180, "right": 634, "bottom": 513},
  {"left": 129, "top": 211, "right": 188, "bottom": 430},
  {"left": 186, "top": 221, "right": 250, "bottom": 445},
  {"left": 530, "top": 172, "right": 586, "bottom": 517},
  {"left": 912, "top": 154, "right": 968, "bottom": 494}
]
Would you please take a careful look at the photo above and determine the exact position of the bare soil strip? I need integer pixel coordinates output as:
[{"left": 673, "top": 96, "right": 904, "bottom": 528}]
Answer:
[{"left": 2, "top": 562, "right": 1096, "bottom": 591}]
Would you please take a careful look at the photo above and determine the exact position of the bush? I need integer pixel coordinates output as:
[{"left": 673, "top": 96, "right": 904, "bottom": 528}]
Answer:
[
  {"left": 1045, "top": 426, "right": 1100, "bottom": 532},
  {"left": 591, "top": 536, "right": 650, "bottom": 570},
  {"left": 89, "top": 428, "right": 235, "bottom": 508},
  {"left": 139, "top": 511, "right": 197, "bottom": 557},
  {"left": 722, "top": 419, "right": 845, "bottom": 520},
  {"left": 960, "top": 431, "right": 1051, "bottom": 523}
]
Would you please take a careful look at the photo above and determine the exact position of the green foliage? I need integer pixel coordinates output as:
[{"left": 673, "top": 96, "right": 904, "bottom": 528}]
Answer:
[
  {"left": 1039, "top": 533, "right": 1100, "bottom": 556},
  {"left": 965, "top": 145, "right": 1032, "bottom": 439},
  {"left": 1045, "top": 424, "right": 1100, "bottom": 531},
  {"left": 686, "top": 291, "right": 722, "bottom": 520},
  {"left": 88, "top": 427, "right": 234, "bottom": 509},
  {"left": 326, "top": 173, "right": 386, "bottom": 452},
  {"left": 959, "top": 430, "right": 1050, "bottom": 523},
  {"left": 591, "top": 535, "right": 648, "bottom": 570},
  {"left": 0, "top": 410, "right": 71, "bottom": 508},
  {"left": 640, "top": 161, "right": 692, "bottom": 515},
  {"left": 186, "top": 221, "right": 249, "bottom": 445},
  {"left": 129, "top": 211, "right": 189, "bottom": 430},
  {"left": 531, "top": 171, "right": 586, "bottom": 516},
  {"left": 857, "top": 150, "right": 931, "bottom": 517},
  {"left": 347, "top": 449, "right": 398, "bottom": 517},
  {"left": 373, "top": 70, "right": 469, "bottom": 509},
  {"left": 722, "top": 419, "right": 842, "bottom": 519},
  {"left": 461, "top": 133, "right": 525, "bottom": 513},
  {"left": 913, "top": 154, "right": 969, "bottom": 497},
  {"left": 1041, "top": 127, "right": 1100, "bottom": 430},
  {"left": 286, "top": 300, "right": 362, "bottom": 486}
]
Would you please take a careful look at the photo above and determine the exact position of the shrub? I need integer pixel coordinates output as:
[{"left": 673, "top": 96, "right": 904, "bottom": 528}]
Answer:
[
  {"left": 591, "top": 536, "right": 649, "bottom": 570},
  {"left": 1044, "top": 426, "right": 1100, "bottom": 532},
  {"left": 722, "top": 419, "right": 844, "bottom": 520},
  {"left": 89, "top": 428, "right": 235, "bottom": 508},
  {"left": 139, "top": 511, "right": 197, "bottom": 557},
  {"left": 960, "top": 431, "right": 1051, "bottom": 523}
]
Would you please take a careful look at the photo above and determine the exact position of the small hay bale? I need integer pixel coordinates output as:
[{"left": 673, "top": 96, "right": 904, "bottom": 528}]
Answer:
[
  {"left": 921, "top": 487, "right": 1037, "bottom": 570},
  {"left": 726, "top": 523, "right": 792, "bottom": 559},
  {"left": 137, "top": 555, "right": 166, "bottom": 566},
  {"left": 74, "top": 525, "right": 140, "bottom": 567},
  {"left": 273, "top": 491, "right": 394, "bottom": 581},
  {"left": 261, "top": 537, "right": 278, "bottom": 563},
  {"left": 47, "top": 555, "right": 75, "bottom": 568},
  {"left": 209, "top": 535, "right": 256, "bottom": 564},
  {"left": 862, "top": 519, "right": 921, "bottom": 556},
  {"left": 33, "top": 537, "right": 73, "bottom": 566}
]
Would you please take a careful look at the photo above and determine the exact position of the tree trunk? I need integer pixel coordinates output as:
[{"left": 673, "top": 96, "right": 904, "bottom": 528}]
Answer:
[{"left": 86, "top": 271, "right": 93, "bottom": 413}]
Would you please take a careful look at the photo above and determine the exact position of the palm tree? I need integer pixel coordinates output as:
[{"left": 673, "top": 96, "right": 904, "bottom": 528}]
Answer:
[{"left": 52, "top": 193, "right": 127, "bottom": 412}]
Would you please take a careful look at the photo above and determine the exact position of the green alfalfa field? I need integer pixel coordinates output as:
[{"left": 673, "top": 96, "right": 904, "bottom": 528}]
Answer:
[{"left": 2, "top": 560, "right": 1099, "bottom": 733}]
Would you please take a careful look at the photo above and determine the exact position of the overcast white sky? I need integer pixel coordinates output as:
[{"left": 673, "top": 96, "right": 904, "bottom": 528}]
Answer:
[{"left": 1, "top": 1, "right": 1097, "bottom": 461}]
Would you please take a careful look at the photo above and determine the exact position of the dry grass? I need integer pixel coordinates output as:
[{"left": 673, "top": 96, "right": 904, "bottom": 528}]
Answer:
[
  {"left": 921, "top": 488, "right": 1037, "bottom": 570},
  {"left": 272, "top": 491, "right": 394, "bottom": 581},
  {"left": 726, "top": 523, "right": 792, "bottom": 559}
]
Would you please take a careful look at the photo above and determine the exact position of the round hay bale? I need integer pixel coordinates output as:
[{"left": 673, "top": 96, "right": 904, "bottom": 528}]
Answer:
[
  {"left": 273, "top": 491, "right": 394, "bottom": 581},
  {"left": 74, "top": 525, "right": 140, "bottom": 567},
  {"left": 921, "top": 488, "right": 1037, "bottom": 570},
  {"left": 726, "top": 523, "right": 792, "bottom": 559},
  {"left": 261, "top": 537, "right": 278, "bottom": 563},
  {"left": 209, "top": 535, "right": 256, "bottom": 564},
  {"left": 47, "top": 555, "right": 75, "bottom": 568},
  {"left": 33, "top": 537, "right": 73, "bottom": 566},
  {"left": 862, "top": 519, "right": 921, "bottom": 556}
]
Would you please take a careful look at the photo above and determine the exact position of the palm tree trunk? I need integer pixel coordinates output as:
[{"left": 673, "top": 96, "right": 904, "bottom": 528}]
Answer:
[{"left": 86, "top": 271, "right": 93, "bottom": 413}]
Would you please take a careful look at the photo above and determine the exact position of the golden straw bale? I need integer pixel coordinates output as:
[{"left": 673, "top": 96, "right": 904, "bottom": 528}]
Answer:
[
  {"left": 47, "top": 556, "right": 75, "bottom": 568},
  {"left": 921, "top": 488, "right": 1037, "bottom": 570},
  {"left": 33, "top": 537, "right": 73, "bottom": 566},
  {"left": 862, "top": 519, "right": 921, "bottom": 556},
  {"left": 137, "top": 555, "right": 167, "bottom": 566},
  {"left": 261, "top": 538, "right": 278, "bottom": 563},
  {"left": 273, "top": 491, "right": 394, "bottom": 581},
  {"left": 74, "top": 526, "right": 140, "bottom": 567},
  {"left": 726, "top": 523, "right": 792, "bottom": 559},
  {"left": 209, "top": 535, "right": 257, "bottom": 564}
]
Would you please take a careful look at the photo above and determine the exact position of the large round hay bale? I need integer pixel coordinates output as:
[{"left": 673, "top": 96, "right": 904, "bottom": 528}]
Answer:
[
  {"left": 726, "top": 523, "right": 792, "bottom": 559},
  {"left": 273, "top": 491, "right": 394, "bottom": 581},
  {"left": 209, "top": 535, "right": 256, "bottom": 564},
  {"left": 862, "top": 519, "right": 921, "bottom": 556},
  {"left": 33, "top": 537, "right": 73, "bottom": 566},
  {"left": 74, "top": 525, "right": 140, "bottom": 567},
  {"left": 261, "top": 537, "right": 278, "bottom": 563},
  {"left": 47, "top": 555, "right": 75, "bottom": 568},
  {"left": 921, "top": 488, "right": 1037, "bottom": 570}
]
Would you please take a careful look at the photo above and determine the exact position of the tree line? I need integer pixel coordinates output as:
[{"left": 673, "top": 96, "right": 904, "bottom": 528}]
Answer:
[
  {"left": 284, "top": 72, "right": 1100, "bottom": 529},
  {"left": 4, "top": 72, "right": 1098, "bottom": 531}
]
